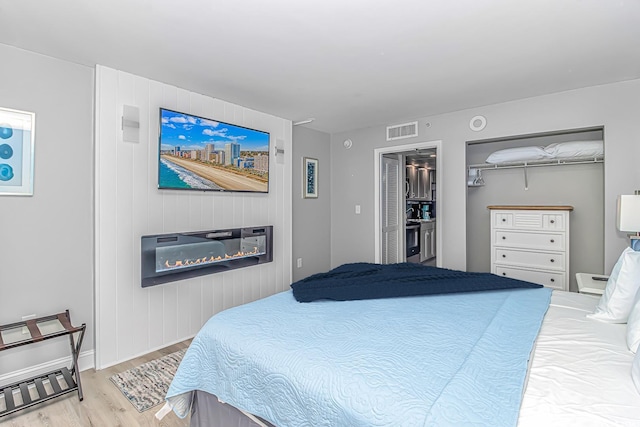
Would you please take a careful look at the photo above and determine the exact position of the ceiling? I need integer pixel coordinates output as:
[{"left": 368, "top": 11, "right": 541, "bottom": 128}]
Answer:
[
  {"left": 406, "top": 149, "right": 437, "bottom": 170},
  {"left": 1, "top": 0, "right": 639, "bottom": 134}
]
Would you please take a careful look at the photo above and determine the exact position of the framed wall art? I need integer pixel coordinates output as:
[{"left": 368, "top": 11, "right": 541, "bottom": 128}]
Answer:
[
  {"left": 0, "top": 107, "right": 35, "bottom": 196},
  {"left": 303, "top": 157, "right": 318, "bottom": 198}
]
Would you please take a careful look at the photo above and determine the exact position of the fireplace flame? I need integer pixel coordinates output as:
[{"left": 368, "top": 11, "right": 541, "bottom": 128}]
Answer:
[{"left": 164, "top": 247, "right": 260, "bottom": 269}]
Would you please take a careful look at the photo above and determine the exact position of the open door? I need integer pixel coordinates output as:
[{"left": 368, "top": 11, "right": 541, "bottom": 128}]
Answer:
[
  {"left": 380, "top": 154, "right": 403, "bottom": 264},
  {"left": 374, "top": 140, "right": 441, "bottom": 267}
]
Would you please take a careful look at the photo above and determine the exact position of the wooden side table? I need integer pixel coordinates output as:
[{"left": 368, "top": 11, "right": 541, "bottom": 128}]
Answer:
[
  {"left": 575, "top": 273, "right": 608, "bottom": 295},
  {"left": 0, "top": 310, "right": 86, "bottom": 417}
]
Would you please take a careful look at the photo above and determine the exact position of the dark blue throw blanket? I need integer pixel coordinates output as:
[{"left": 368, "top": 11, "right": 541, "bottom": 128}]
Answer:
[{"left": 290, "top": 262, "right": 542, "bottom": 302}]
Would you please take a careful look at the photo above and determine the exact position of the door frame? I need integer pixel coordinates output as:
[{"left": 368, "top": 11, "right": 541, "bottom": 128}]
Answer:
[{"left": 373, "top": 140, "right": 443, "bottom": 264}]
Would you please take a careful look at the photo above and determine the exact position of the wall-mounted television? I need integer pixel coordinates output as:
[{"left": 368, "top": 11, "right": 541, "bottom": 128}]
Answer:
[{"left": 158, "top": 108, "right": 270, "bottom": 193}]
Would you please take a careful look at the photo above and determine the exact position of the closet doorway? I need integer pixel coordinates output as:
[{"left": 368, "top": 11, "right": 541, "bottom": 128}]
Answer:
[{"left": 374, "top": 140, "right": 442, "bottom": 266}]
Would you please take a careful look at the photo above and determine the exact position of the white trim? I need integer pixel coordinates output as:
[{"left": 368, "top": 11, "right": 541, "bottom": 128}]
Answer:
[
  {"left": 93, "top": 65, "right": 103, "bottom": 370},
  {"left": 374, "top": 140, "right": 443, "bottom": 266},
  {"left": 0, "top": 350, "right": 95, "bottom": 385},
  {"left": 97, "top": 334, "right": 195, "bottom": 370},
  {"left": 286, "top": 121, "right": 294, "bottom": 288}
]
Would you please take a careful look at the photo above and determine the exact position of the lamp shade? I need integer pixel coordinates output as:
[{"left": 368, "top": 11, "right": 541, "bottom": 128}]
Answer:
[{"left": 617, "top": 195, "right": 640, "bottom": 232}]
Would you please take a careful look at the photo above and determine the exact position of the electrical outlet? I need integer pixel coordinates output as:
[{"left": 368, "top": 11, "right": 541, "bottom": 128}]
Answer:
[
  {"left": 297, "top": 258, "right": 303, "bottom": 268},
  {"left": 22, "top": 314, "right": 36, "bottom": 335}
]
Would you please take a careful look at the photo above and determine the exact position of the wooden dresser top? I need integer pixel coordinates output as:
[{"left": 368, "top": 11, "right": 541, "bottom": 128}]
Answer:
[{"left": 487, "top": 205, "right": 574, "bottom": 211}]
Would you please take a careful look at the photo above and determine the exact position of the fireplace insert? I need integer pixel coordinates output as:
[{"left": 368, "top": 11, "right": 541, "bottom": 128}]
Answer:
[{"left": 141, "top": 226, "right": 273, "bottom": 287}]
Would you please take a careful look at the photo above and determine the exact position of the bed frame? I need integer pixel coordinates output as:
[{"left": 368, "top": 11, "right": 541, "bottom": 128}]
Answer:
[{"left": 191, "top": 391, "right": 274, "bottom": 427}]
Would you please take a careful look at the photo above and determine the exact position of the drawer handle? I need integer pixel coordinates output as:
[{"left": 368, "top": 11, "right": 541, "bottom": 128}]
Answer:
[
  {"left": 550, "top": 239, "right": 555, "bottom": 243},
  {"left": 502, "top": 218, "right": 506, "bottom": 222},
  {"left": 502, "top": 272, "right": 506, "bottom": 276},
  {"left": 550, "top": 220, "right": 555, "bottom": 224},
  {"left": 550, "top": 259, "right": 555, "bottom": 263},
  {"left": 502, "top": 236, "right": 506, "bottom": 240},
  {"left": 502, "top": 254, "right": 506, "bottom": 258},
  {"left": 550, "top": 278, "right": 555, "bottom": 283}
]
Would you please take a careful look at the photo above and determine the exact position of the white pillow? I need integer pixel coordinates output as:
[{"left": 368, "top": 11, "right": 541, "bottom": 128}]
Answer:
[
  {"left": 627, "top": 291, "right": 640, "bottom": 353},
  {"left": 485, "top": 146, "right": 549, "bottom": 164},
  {"left": 544, "top": 140, "right": 603, "bottom": 159},
  {"left": 587, "top": 247, "right": 640, "bottom": 323},
  {"left": 633, "top": 347, "right": 640, "bottom": 394}
]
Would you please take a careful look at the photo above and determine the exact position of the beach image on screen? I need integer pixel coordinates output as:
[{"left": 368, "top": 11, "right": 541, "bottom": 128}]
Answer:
[{"left": 159, "top": 109, "right": 270, "bottom": 192}]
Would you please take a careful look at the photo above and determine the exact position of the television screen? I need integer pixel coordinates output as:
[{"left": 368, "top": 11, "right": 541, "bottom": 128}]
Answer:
[{"left": 158, "top": 108, "right": 270, "bottom": 193}]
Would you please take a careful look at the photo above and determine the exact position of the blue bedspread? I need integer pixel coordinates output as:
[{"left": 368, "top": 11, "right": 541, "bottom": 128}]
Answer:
[{"left": 166, "top": 287, "right": 551, "bottom": 426}]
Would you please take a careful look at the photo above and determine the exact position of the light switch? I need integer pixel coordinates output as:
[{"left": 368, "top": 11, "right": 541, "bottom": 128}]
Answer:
[{"left": 355, "top": 205, "right": 361, "bottom": 214}]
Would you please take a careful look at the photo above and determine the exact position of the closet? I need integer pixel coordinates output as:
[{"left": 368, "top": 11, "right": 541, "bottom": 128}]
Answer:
[{"left": 465, "top": 128, "right": 604, "bottom": 292}]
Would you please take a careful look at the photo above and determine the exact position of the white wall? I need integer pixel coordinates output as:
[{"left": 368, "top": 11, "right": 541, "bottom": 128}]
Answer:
[
  {"left": 94, "top": 66, "right": 292, "bottom": 368},
  {"left": 292, "top": 126, "right": 331, "bottom": 281},
  {"left": 330, "top": 79, "right": 640, "bottom": 274},
  {"left": 0, "top": 44, "right": 94, "bottom": 379}
]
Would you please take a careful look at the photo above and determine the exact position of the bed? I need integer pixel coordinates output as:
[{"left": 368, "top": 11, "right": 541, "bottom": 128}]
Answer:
[{"left": 160, "top": 262, "right": 640, "bottom": 426}]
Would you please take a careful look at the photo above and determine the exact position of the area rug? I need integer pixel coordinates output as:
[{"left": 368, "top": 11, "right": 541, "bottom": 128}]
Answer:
[{"left": 109, "top": 348, "right": 186, "bottom": 412}]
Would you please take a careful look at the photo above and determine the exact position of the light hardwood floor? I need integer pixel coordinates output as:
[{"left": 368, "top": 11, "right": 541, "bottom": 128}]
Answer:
[{"left": 1, "top": 341, "right": 191, "bottom": 427}]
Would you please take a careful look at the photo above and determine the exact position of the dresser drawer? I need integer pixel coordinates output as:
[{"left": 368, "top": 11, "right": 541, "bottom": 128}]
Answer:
[
  {"left": 541, "top": 213, "right": 565, "bottom": 230},
  {"left": 494, "top": 248, "right": 565, "bottom": 271},
  {"left": 495, "top": 266, "right": 566, "bottom": 290},
  {"left": 494, "top": 230, "right": 565, "bottom": 251},
  {"left": 492, "top": 210, "right": 567, "bottom": 231},
  {"left": 494, "top": 212, "right": 513, "bottom": 228}
]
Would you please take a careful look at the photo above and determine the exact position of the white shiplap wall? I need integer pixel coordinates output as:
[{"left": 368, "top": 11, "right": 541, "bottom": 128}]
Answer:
[{"left": 94, "top": 65, "right": 292, "bottom": 369}]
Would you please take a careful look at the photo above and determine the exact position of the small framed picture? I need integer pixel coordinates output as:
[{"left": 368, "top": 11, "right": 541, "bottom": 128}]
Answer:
[
  {"left": 303, "top": 157, "right": 318, "bottom": 198},
  {"left": 0, "top": 107, "right": 35, "bottom": 196}
]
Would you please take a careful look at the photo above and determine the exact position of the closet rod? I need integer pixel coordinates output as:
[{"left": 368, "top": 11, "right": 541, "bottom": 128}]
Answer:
[{"left": 468, "top": 156, "right": 603, "bottom": 172}]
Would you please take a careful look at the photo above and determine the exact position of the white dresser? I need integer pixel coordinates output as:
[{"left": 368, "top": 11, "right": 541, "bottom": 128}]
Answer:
[{"left": 489, "top": 205, "right": 573, "bottom": 291}]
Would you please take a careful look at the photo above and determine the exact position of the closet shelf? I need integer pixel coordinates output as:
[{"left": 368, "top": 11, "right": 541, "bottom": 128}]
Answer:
[{"left": 468, "top": 155, "right": 603, "bottom": 171}]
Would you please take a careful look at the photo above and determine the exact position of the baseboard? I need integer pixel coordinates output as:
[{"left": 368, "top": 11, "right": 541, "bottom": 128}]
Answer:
[
  {"left": 0, "top": 350, "right": 95, "bottom": 386},
  {"left": 96, "top": 335, "right": 195, "bottom": 370}
]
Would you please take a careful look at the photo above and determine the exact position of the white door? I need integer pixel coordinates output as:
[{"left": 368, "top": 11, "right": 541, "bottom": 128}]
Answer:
[{"left": 381, "top": 154, "right": 402, "bottom": 264}]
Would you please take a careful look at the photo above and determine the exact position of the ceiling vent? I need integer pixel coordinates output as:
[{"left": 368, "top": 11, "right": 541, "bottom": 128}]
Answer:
[{"left": 386, "top": 121, "right": 418, "bottom": 141}]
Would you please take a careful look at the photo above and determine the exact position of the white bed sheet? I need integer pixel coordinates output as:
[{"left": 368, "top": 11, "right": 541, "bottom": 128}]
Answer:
[{"left": 519, "top": 291, "right": 640, "bottom": 426}]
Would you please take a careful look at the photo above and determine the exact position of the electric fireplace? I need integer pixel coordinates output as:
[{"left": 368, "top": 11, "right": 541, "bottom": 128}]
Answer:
[{"left": 141, "top": 226, "right": 273, "bottom": 287}]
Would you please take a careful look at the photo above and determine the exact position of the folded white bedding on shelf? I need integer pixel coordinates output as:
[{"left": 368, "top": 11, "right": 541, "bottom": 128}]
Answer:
[{"left": 485, "top": 140, "right": 603, "bottom": 164}]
